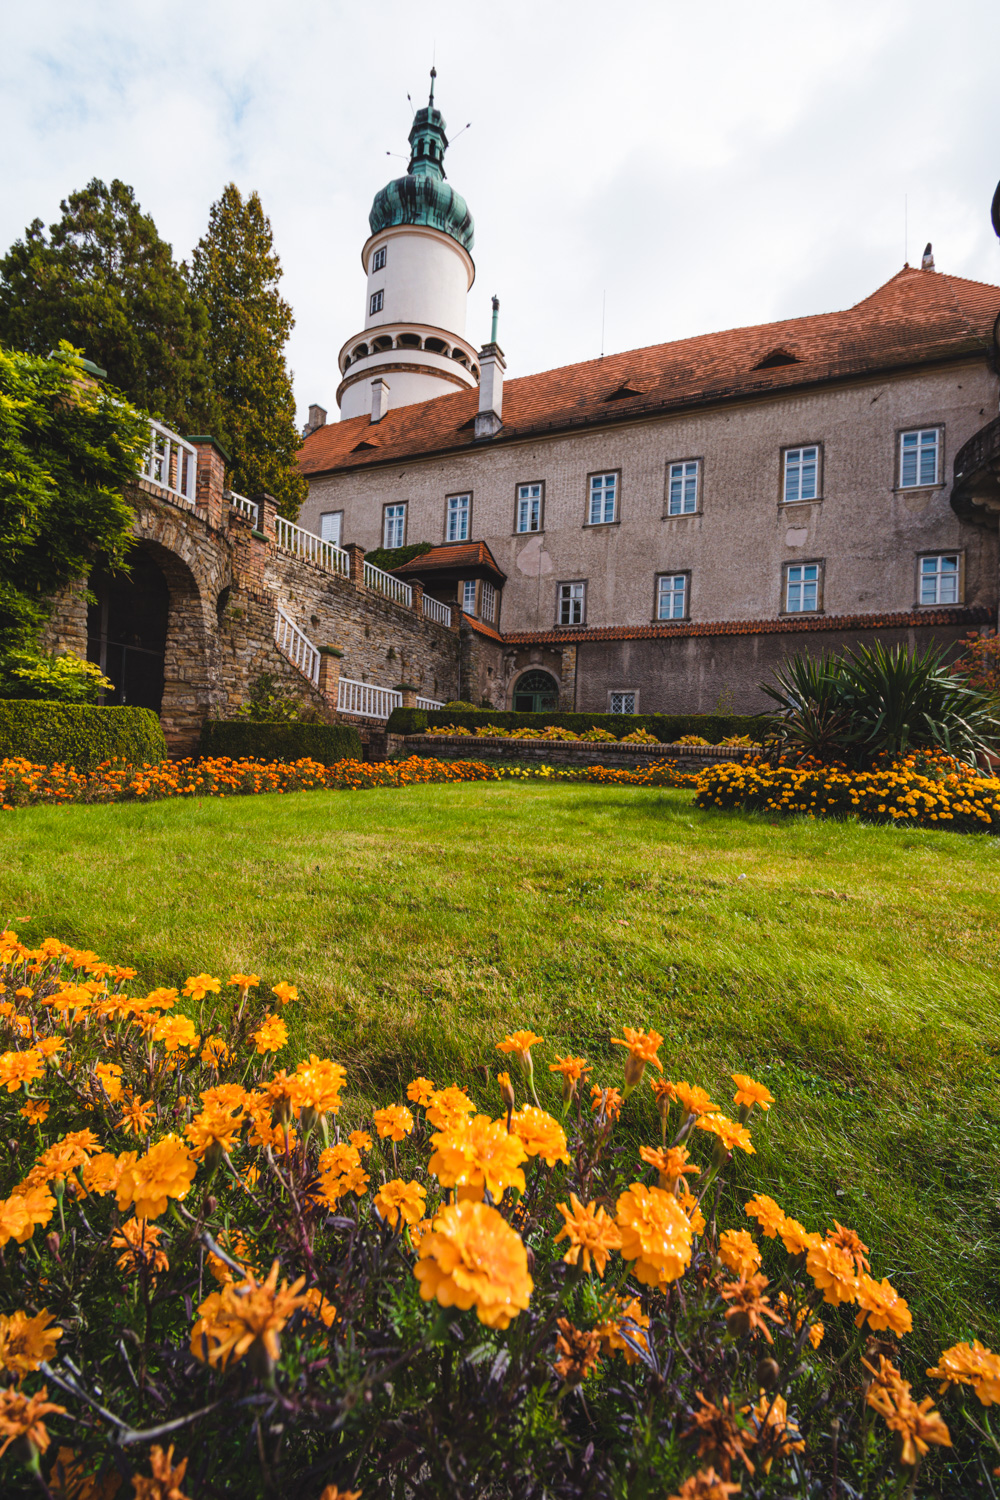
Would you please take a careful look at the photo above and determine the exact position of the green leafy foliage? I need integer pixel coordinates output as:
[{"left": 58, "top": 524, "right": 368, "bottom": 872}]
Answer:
[
  {"left": 0, "top": 180, "right": 216, "bottom": 431},
  {"left": 232, "top": 671, "right": 319, "bottom": 723},
  {"left": 189, "top": 185, "right": 307, "bottom": 519},
  {"left": 0, "top": 701, "right": 166, "bottom": 768},
  {"left": 0, "top": 648, "right": 111, "bottom": 704},
  {"left": 952, "top": 630, "right": 1000, "bottom": 702},
  {"left": 362, "top": 541, "right": 434, "bottom": 573},
  {"left": 198, "top": 718, "right": 363, "bottom": 764},
  {"left": 0, "top": 343, "right": 146, "bottom": 652},
  {"left": 387, "top": 706, "right": 774, "bottom": 741}
]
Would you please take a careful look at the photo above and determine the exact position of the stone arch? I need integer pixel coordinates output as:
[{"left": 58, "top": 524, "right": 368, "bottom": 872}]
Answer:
[{"left": 511, "top": 669, "right": 560, "bottom": 712}]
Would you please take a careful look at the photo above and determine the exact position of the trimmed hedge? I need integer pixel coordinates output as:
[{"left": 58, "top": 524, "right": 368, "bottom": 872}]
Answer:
[
  {"left": 0, "top": 701, "right": 167, "bottom": 771},
  {"left": 386, "top": 706, "right": 775, "bottom": 742},
  {"left": 198, "top": 719, "right": 363, "bottom": 765}
]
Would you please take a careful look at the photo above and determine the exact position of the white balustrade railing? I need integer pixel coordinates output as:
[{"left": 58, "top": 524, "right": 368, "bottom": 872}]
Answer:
[
  {"left": 364, "top": 560, "right": 412, "bottom": 607},
  {"left": 337, "top": 677, "right": 402, "bottom": 721},
  {"left": 416, "top": 696, "right": 444, "bottom": 710},
  {"left": 275, "top": 515, "right": 350, "bottom": 577},
  {"left": 228, "top": 490, "right": 260, "bottom": 528},
  {"left": 142, "top": 420, "right": 197, "bottom": 508},
  {"left": 422, "top": 594, "right": 452, "bottom": 627},
  {"left": 274, "top": 606, "right": 320, "bottom": 687}
]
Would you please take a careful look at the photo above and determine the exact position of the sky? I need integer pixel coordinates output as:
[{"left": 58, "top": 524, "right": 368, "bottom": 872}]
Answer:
[{"left": 3, "top": 0, "right": 1000, "bottom": 427}]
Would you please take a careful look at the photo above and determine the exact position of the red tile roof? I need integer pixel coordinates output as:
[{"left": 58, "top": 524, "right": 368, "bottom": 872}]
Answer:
[
  {"left": 394, "top": 539, "right": 505, "bottom": 581},
  {"left": 300, "top": 268, "right": 1000, "bottom": 476},
  {"left": 462, "top": 611, "right": 504, "bottom": 642},
  {"left": 500, "top": 606, "right": 990, "bottom": 646}
]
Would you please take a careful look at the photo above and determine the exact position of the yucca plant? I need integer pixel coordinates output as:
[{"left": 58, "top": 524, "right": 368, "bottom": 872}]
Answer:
[{"left": 759, "top": 652, "right": 855, "bottom": 763}]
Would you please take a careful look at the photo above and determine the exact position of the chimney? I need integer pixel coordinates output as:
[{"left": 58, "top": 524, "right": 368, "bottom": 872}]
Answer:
[
  {"left": 371, "top": 377, "right": 390, "bottom": 423},
  {"left": 474, "top": 294, "right": 505, "bottom": 440},
  {"left": 921, "top": 242, "right": 935, "bottom": 271},
  {"left": 302, "top": 403, "right": 327, "bottom": 438}
]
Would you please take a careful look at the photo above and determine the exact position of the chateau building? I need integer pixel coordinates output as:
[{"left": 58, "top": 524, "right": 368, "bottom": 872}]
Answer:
[{"left": 297, "top": 78, "right": 1000, "bottom": 715}]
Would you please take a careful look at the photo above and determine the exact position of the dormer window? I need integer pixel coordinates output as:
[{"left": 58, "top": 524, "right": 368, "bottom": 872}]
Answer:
[
  {"left": 755, "top": 349, "right": 800, "bottom": 370},
  {"left": 371, "top": 247, "right": 386, "bottom": 272}
]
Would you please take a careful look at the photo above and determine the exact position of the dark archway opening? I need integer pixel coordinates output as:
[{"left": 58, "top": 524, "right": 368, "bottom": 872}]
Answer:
[
  {"left": 87, "top": 550, "right": 169, "bottom": 712},
  {"left": 512, "top": 670, "right": 559, "bottom": 713}
]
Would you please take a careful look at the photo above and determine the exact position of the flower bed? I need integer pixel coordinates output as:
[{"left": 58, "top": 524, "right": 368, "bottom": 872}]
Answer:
[
  {"left": 695, "top": 753, "right": 1000, "bottom": 832},
  {"left": 0, "top": 754, "right": 695, "bottom": 810},
  {"left": 0, "top": 935, "right": 994, "bottom": 1496}
]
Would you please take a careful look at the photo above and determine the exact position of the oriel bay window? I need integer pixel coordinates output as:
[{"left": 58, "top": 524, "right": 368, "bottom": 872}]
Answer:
[
  {"left": 447, "top": 492, "right": 471, "bottom": 542},
  {"left": 462, "top": 579, "right": 477, "bottom": 614}
]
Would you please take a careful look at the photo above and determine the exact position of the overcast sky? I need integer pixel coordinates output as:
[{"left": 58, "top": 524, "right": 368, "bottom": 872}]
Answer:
[{"left": 4, "top": 0, "right": 1000, "bottom": 426}]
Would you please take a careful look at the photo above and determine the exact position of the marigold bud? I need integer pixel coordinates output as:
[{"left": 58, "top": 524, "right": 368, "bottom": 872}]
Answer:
[{"left": 757, "top": 1357, "right": 781, "bottom": 1390}]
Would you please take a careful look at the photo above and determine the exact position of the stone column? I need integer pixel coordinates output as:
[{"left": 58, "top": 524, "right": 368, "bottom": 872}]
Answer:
[
  {"left": 451, "top": 594, "right": 463, "bottom": 633},
  {"left": 410, "top": 580, "right": 424, "bottom": 617},
  {"left": 397, "top": 683, "right": 417, "bottom": 708},
  {"left": 189, "top": 438, "right": 229, "bottom": 530},
  {"left": 318, "top": 646, "right": 343, "bottom": 706},
  {"left": 256, "top": 493, "right": 278, "bottom": 543},
  {"left": 345, "top": 543, "right": 366, "bottom": 587}
]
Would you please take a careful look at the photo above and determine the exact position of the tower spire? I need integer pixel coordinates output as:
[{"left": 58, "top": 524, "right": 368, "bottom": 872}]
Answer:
[{"left": 429, "top": 66, "right": 436, "bottom": 106}]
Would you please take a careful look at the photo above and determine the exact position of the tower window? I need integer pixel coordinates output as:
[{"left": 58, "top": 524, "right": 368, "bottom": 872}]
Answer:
[
  {"left": 369, "top": 290, "right": 384, "bottom": 316},
  {"left": 446, "top": 493, "right": 471, "bottom": 543},
  {"left": 371, "top": 246, "right": 386, "bottom": 272},
  {"left": 783, "top": 446, "right": 820, "bottom": 503}
]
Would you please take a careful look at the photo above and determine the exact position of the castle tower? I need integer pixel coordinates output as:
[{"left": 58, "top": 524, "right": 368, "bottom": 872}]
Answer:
[{"left": 336, "top": 71, "right": 480, "bottom": 420}]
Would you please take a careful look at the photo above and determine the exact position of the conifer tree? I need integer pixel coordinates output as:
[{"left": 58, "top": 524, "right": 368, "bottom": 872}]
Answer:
[
  {"left": 0, "top": 179, "right": 215, "bottom": 431},
  {"left": 189, "top": 185, "right": 307, "bottom": 518}
]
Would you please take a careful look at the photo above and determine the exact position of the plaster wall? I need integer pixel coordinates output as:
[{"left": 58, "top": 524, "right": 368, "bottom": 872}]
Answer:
[{"left": 363, "top": 226, "right": 473, "bottom": 336}]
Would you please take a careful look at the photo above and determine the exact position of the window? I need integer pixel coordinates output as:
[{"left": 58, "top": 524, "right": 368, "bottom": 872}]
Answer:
[
  {"left": 656, "top": 573, "right": 687, "bottom": 620},
  {"left": 319, "top": 511, "right": 343, "bottom": 548},
  {"left": 785, "top": 562, "right": 821, "bottom": 613},
  {"left": 516, "top": 483, "right": 543, "bottom": 533},
  {"left": 900, "top": 428, "right": 940, "bottom": 488},
  {"left": 480, "top": 581, "right": 497, "bottom": 622},
  {"left": 383, "top": 503, "right": 406, "bottom": 549},
  {"left": 667, "top": 460, "right": 699, "bottom": 515},
  {"left": 446, "top": 492, "right": 471, "bottom": 542},
  {"left": 783, "top": 446, "right": 819, "bottom": 503},
  {"left": 919, "top": 553, "right": 960, "bottom": 605},
  {"left": 369, "top": 290, "right": 384, "bottom": 316},
  {"left": 371, "top": 246, "right": 386, "bottom": 272},
  {"left": 513, "top": 671, "right": 559, "bottom": 712},
  {"left": 610, "top": 692, "right": 637, "bottom": 714},
  {"left": 588, "top": 472, "right": 618, "bottom": 525},
  {"left": 462, "top": 579, "right": 477, "bottom": 614},
  {"left": 558, "top": 582, "right": 586, "bottom": 625}
]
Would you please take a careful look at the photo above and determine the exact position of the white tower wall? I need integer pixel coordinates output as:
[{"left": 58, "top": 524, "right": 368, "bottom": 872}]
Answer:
[{"left": 364, "top": 226, "right": 472, "bottom": 336}]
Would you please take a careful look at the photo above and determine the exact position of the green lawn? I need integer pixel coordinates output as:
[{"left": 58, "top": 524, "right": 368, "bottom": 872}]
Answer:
[{"left": 3, "top": 780, "right": 999, "bottom": 1368}]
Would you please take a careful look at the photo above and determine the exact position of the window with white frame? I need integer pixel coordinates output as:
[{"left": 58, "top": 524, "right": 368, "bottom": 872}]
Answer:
[
  {"left": 657, "top": 573, "right": 688, "bottom": 620},
  {"left": 447, "top": 493, "right": 471, "bottom": 542},
  {"left": 371, "top": 246, "right": 386, "bottom": 272},
  {"left": 785, "top": 562, "right": 821, "bottom": 613},
  {"left": 369, "top": 290, "right": 384, "bottom": 316},
  {"left": 516, "top": 483, "right": 543, "bottom": 533},
  {"left": 667, "top": 460, "right": 699, "bottom": 515},
  {"left": 588, "top": 472, "right": 618, "bottom": 525},
  {"left": 919, "top": 553, "right": 960, "bottom": 605},
  {"left": 319, "top": 511, "right": 343, "bottom": 547},
  {"left": 383, "top": 503, "right": 406, "bottom": 549},
  {"left": 900, "top": 428, "right": 940, "bottom": 488},
  {"left": 480, "top": 581, "right": 497, "bottom": 622},
  {"left": 462, "top": 578, "right": 477, "bottom": 614},
  {"left": 610, "top": 691, "right": 636, "bottom": 714},
  {"left": 783, "top": 445, "right": 819, "bottom": 503},
  {"left": 558, "top": 581, "right": 585, "bottom": 625}
]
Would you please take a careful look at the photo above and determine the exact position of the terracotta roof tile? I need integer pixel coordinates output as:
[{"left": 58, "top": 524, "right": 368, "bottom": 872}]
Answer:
[
  {"left": 394, "top": 540, "right": 505, "bottom": 579},
  {"left": 501, "top": 606, "right": 990, "bottom": 646},
  {"left": 462, "top": 612, "right": 504, "bottom": 642},
  {"left": 300, "top": 268, "right": 1000, "bottom": 476}
]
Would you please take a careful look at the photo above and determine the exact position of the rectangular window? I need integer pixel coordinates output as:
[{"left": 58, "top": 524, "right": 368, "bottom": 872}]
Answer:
[
  {"left": 369, "top": 290, "right": 384, "bottom": 316},
  {"left": 656, "top": 573, "right": 687, "bottom": 620},
  {"left": 383, "top": 503, "right": 406, "bottom": 549},
  {"left": 610, "top": 691, "right": 636, "bottom": 714},
  {"left": 900, "top": 428, "right": 940, "bottom": 488},
  {"left": 919, "top": 553, "right": 960, "bottom": 605},
  {"left": 371, "top": 246, "right": 386, "bottom": 272},
  {"left": 480, "top": 581, "right": 497, "bottom": 622},
  {"left": 447, "top": 492, "right": 471, "bottom": 542},
  {"left": 783, "top": 445, "right": 819, "bottom": 503},
  {"left": 785, "top": 562, "right": 821, "bottom": 613},
  {"left": 462, "top": 579, "right": 477, "bottom": 614},
  {"left": 558, "top": 581, "right": 586, "bottom": 625},
  {"left": 516, "top": 482, "right": 543, "bottom": 533},
  {"left": 588, "top": 472, "right": 618, "bottom": 525},
  {"left": 319, "top": 511, "right": 343, "bottom": 547},
  {"left": 667, "top": 460, "right": 699, "bottom": 515}
]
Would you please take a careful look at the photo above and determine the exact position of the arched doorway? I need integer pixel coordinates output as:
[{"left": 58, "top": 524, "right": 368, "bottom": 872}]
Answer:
[
  {"left": 512, "top": 670, "right": 560, "bottom": 712},
  {"left": 87, "top": 550, "right": 169, "bottom": 713}
]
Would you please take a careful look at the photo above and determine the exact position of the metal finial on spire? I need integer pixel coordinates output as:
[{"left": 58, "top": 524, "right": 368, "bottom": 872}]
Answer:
[{"left": 429, "top": 66, "right": 436, "bottom": 106}]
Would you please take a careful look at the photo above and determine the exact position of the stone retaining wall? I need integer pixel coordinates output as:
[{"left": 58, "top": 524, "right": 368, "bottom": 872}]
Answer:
[{"left": 385, "top": 733, "right": 753, "bottom": 772}]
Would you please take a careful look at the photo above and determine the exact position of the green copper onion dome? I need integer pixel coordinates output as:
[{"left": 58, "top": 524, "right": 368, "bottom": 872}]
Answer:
[{"left": 369, "top": 70, "right": 475, "bottom": 252}]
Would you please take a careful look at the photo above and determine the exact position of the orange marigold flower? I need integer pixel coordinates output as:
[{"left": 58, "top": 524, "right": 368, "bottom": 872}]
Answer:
[
  {"left": 718, "top": 1229, "right": 762, "bottom": 1279},
  {"left": 406, "top": 1076, "right": 436, "bottom": 1107},
  {"left": 745, "top": 1391, "right": 805, "bottom": 1473},
  {"left": 510, "top": 1105, "right": 570, "bottom": 1167},
  {"left": 317, "top": 1488, "right": 361, "bottom": 1500},
  {"left": 683, "top": 1392, "right": 757, "bottom": 1481},
  {"left": 496, "top": 1029, "right": 543, "bottom": 1061},
  {"left": 732, "top": 1073, "right": 775, "bottom": 1112},
  {"left": 806, "top": 1238, "right": 859, "bottom": 1306},
  {"left": 669, "top": 1080, "right": 720, "bottom": 1118},
  {"left": 181, "top": 973, "right": 221, "bottom": 1001},
  {"left": 744, "top": 1194, "right": 786, "bottom": 1238},
  {"left": 616, "top": 1182, "right": 693, "bottom": 1286},
  {"left": 828, "top": 1219, "right": 870, "bottom": 1273},
  {"left": 554, "top": 1193, "right": 622, "bottom": 1277},
  {"left": 113, "top": 1217, "right": 170, "bottom": 1278},
  {"left": 667, "top": 1466, "right": 741, "bottom": 1500},
  {"left": 373, "top": 1104, "right": 414, "bottom": 1141},
  {"left": 640, "top": 1144, "right": 699, "bottom": 1190},
  {"left": 927, "top": 1340, "right": 1000, "bottom": 1404},
  {"left": 374, "top": 1177, "right": 427, "bottom": 1229},
  {"left": 864, "top": 1355, "right": 951, "bottom": 1466},
  {"left": 548, "top": 1054, "right": 591, "bottom": 1102},
  {"left": 294, "top": 1055, "right": 347, "bottom": 1116},
  {"left": 855, "top": 1274, "right": 912, "bottom": 1337},
  {"left": 119, "top": 1095, "right": 156, "bottom": 1137},
  {"left": 611, "top": 1026, "right": 664, "bottom": 1088},
  {"left": 130, "top": 1444, "right": 192, "bottom": 1500},
  {"left": 778, "top": 1215, "right": 819, "bottom": 1257},
  {"left": 696, "top": 1113, "right": 755, "bottom": 1154},
  {"left": 349, "top": 1130, "right": 372, "bottom": 1152},
  {"left": 303, "top": 1288, "right": 337, "bottom": 1328},
  {"left": 151, "top": 1014, "right": 200, "bottom": 1053},
  {"left": 0, "top": 1308, "right": 62, "bottom": 1376},
  {"left": 590, "top": 1084, "right": 623, "bottom": 1121},
  {"left": 553, "top": 1318, "right": 602, "bottom": 1386},
  {"left": 678, "top": 1187, "right": 706, "bottom": 1236},
  {"left": 36, "top": 1036, "right": 66, "bottom": 1058},
  {"left": 594, "top": 1295, "right": 650, "bottom": 1364},
  {"left": 252, "top": 1014, "right": 288, "bottom": 1054},
  {"left": 0, "top": 1195, "right": 31, "bottom": 1248},
  {"left": 425, "top": 1085, "right": 476, "bottom": 1131},
  {"left": 496, "top": 1070, "right": 516, "bottom": 1112},
  {"left": 414, "top": 1199, "right": 533, "bottom": 1329},
  {"left": 190, "top": 1260, "right": 308, "bottom": 1370},
  {"left": 19, "top": 1099, "right": 50, "bottom": 1125},
  {"left": 720, "top": 1272, "right": 783, "bottom": 1344},
  {"left": 185, "top": 1102, "right": 245, "bottom": 1159},
  {"left": 0, "top": 1048, "right": 44, "bottom": 1091},
  {"left": 271, "top": 981, "right": 298, "bottom": 1006},
  {"left": 81, "top": 1152, "right": 125, "bottom": 1196},
  {"left": 0, "top": 1384, "right": 66, "bottom": 1460},
  {"left": 228, "top": 973, "right": 259, "bottom": 992},
  {"left": 430, "top": 1114, "right": 527, "bottom": 1199},
  {"left": 116, "top": 1134, "right": 197, "bottom": 1218},
  {"left": 200, "top": 1036, "right": 230, "bottom": 1069}
]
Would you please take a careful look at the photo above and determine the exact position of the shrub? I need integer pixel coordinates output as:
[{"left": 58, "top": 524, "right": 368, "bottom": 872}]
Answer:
[
  {"left": 0, "top": 936, "right": 985, "bottom": 1496},
  {"left": 233, "top": 671, "right": 320, "bottom": 723},
  {"left": 952, "top": 630, "right": 1000, "bottom": 701},
  {"left": 198, "top": 719, "right": 362, "bottom": 764},
  {"left": 0, "top": 701, "right": 166, "bottom": 770},
  {"left": 387, "top": 706, "right": 775, "bottom": 742},
  {"left": 0, "top": 648, "right": 112, "bottom": 704}
]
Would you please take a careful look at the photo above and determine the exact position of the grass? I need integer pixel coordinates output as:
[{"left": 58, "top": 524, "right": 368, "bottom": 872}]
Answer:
[{"left": 2, "top": 779, "right": 999, "bottom": 1369}]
